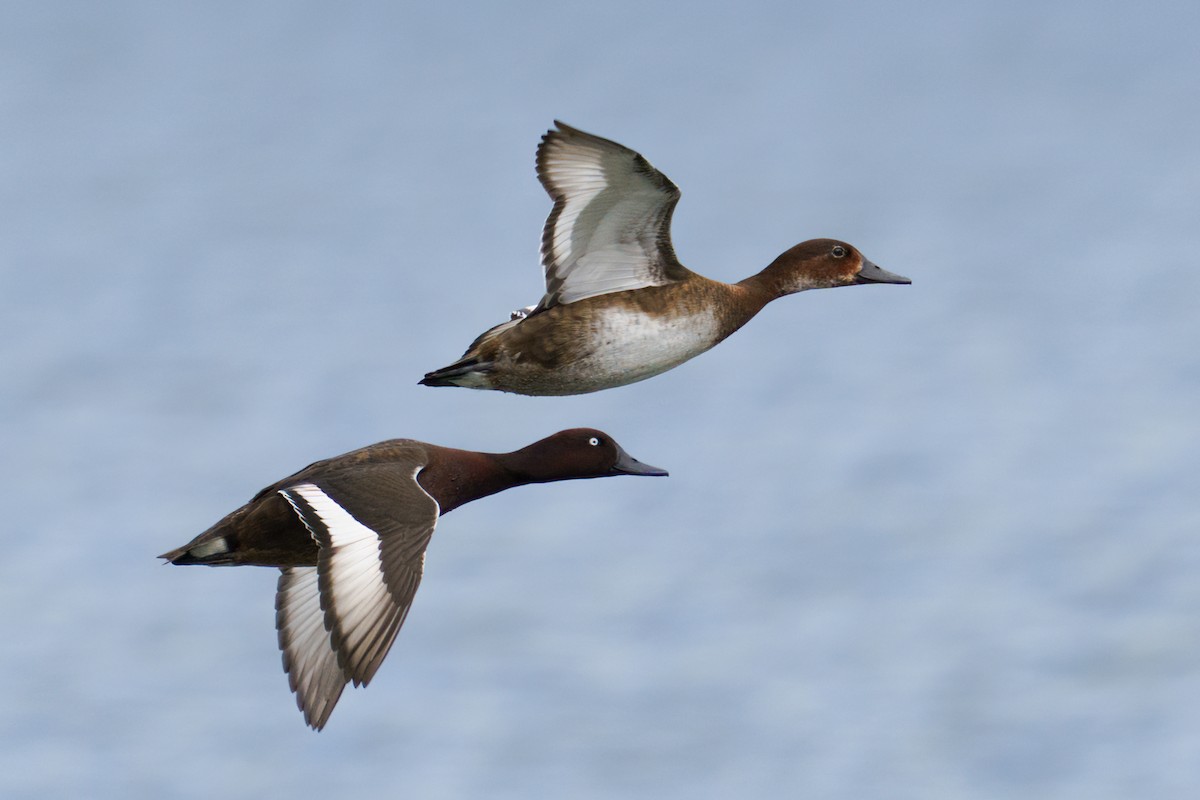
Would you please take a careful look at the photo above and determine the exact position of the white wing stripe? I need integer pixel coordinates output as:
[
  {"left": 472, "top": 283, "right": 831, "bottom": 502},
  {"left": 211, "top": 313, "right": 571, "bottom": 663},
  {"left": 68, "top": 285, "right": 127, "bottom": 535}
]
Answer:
[
  {"left": 287, "top": 478, "right": 427, "bottom": 687},
  {"left": 286, "top": 484, "right": 395, "bottom": 677},
  {"left": 289, "top": 483, "right": 377, "bottom": 548},
  {"left": 274, "top": 465, "right": 436, "bottom": 727}
]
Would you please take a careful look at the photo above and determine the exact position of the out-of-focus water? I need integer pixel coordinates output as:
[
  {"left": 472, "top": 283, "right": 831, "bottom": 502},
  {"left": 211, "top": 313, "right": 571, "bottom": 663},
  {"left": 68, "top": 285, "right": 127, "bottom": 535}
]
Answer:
[{"left": 3, "top": 2, "right": 1198, "bottom": 798}]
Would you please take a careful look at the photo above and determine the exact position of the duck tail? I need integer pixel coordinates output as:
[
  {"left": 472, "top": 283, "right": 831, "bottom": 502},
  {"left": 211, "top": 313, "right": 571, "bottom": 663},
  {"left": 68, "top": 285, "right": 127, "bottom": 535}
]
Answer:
[
  {"left": 419, "top": 358, "right": 492, "bottom": 388},
  {"left": 159, "top": 524, "right": 238, "bottom": 566},
  {"left": 421, "top": 316, "right": 521, "bottom": 388}
]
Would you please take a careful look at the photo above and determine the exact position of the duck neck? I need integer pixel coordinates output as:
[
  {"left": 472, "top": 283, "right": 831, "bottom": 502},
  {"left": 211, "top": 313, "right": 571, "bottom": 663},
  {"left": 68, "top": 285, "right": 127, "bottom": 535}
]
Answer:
[
  {"left": 421, "top": 449, "right": 528, "bottom": 515},
  {"left": 493, "top": 443, "right": 569, "bottom": 486},
  {"left": 737, "top": 253, "right": 813, "bottom": 301}
]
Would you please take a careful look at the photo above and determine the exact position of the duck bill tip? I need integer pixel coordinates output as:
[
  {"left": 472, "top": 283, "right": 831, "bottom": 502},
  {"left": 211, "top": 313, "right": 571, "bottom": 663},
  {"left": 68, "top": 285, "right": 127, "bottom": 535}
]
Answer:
[
  {"left": 611, "top": 453, "right": 669, "bottom": 477},
  {"left": 855, "top": 259, "right": 912, "bottom": 285}
]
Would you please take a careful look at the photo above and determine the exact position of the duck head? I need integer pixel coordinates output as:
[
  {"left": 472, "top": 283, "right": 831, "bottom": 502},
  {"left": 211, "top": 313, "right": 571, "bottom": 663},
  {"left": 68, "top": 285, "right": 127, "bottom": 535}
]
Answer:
[
  {"left": 759, "top": 238, "right": 911, "bottom": 296},
  {"left": 511, "top": 429, "right": 669, "bottom": 482}
]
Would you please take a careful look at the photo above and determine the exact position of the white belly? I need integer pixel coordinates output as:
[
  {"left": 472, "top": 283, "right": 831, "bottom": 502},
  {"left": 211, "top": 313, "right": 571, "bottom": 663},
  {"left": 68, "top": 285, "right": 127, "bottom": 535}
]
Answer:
[{"left": 558, "top": 307, "right": 722, "bottom": 392}]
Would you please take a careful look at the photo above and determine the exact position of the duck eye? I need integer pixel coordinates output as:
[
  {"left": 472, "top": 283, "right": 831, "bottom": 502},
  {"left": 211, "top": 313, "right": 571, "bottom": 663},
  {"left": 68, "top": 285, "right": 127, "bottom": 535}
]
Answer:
[
  {"left": 831, "top": 245, "right": 847, "bottom": 258},
  {"left": 588, "top": 437, "right": 601, "bottom": 446}
]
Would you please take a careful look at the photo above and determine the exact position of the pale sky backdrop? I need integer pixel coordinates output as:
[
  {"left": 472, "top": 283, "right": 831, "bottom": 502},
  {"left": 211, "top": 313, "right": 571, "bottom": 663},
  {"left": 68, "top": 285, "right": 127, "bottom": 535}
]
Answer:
[{"left": 3, "top": 1, "right": 1199, "bottom": 798}]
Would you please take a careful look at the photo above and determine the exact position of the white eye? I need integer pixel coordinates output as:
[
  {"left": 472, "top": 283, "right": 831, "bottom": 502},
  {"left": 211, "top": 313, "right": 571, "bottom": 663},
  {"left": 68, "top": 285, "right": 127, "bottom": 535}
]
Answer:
[
  {"left": 588, "top": 437, "right": 600, "bottom": 446},
  {"left": 832, "top": 245, "right": 847, "bottom": 258}
]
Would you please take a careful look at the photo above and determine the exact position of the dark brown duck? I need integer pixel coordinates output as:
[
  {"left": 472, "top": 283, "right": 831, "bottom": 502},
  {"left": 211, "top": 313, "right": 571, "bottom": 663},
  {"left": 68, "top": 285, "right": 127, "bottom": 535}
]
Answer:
[{"left": 160, "top": 428, "right": 667, "bottom": 730}]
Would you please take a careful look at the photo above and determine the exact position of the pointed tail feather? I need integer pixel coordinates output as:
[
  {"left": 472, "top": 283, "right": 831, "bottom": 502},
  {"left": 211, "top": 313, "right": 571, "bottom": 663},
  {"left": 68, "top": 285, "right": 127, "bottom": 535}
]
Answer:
[
  {"left": 419, "top": 358, "right": 492, "bottom": 388},
  {"left": 158, "top": 534, "right": 235, "bottom": 565}
]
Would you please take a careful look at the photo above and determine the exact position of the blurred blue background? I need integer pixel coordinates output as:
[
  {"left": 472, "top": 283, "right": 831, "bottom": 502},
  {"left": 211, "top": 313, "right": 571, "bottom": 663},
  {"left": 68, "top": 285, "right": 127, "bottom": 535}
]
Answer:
[{"left": 3, "top": 1, "right": 1198, "bottom": 797}]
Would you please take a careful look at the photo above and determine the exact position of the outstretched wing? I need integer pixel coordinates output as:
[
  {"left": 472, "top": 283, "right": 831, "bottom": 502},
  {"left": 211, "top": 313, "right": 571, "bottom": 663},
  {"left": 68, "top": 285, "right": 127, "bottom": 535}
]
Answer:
[
  {"left": 275, "top": 465, "right": 438, "bottom": 730},
  {"left": 535, "top": 121, "right": 692, "bottom": 309}
]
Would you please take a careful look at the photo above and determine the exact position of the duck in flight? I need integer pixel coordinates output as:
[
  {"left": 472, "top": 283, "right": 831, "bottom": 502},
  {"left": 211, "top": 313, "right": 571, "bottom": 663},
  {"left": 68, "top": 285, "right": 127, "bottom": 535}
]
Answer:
[
  {"left": 160, "top": 429, "right": 666, "bottom": 730},
  {"left": 421, "top": 121, "right": 911, "bottom": 396}
]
